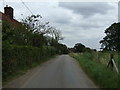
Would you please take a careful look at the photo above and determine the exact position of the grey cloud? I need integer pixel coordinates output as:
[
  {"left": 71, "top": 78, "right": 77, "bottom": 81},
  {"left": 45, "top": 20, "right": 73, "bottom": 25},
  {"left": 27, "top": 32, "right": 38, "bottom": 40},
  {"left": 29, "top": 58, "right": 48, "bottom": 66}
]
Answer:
[
  {"left": 61, "top": 32, "right": 102, "bottom": 49},
  {"left": 48, "top": 10, "right": 72, "bottom": 24},
  {"left": 71, "top": 22, "right": 105, "bottom": 30},
  {"left": 61, "top": 36, "right": 102, "bottom": 49},
  {"left": 53, "top": 16, "right": 71, "bottom": 24},
  {"left": 59, "top": 2, "right": 114, "bottom": 18},
  {"left": 0, "top": 2, "right": 116, "bottom": 49}
]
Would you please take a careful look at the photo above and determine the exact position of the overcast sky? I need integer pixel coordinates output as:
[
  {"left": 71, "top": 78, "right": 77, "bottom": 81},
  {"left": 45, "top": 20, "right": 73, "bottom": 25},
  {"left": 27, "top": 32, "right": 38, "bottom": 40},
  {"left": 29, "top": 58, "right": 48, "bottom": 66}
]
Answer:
[{"left": 0, "top": 1, "right": 118, "bottom": 50}]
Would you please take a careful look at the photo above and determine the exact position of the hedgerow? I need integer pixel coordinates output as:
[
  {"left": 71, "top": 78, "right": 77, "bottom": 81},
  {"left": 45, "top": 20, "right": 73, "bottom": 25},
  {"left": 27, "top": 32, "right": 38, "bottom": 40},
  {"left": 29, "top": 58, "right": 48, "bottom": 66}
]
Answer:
[{"left": 2, "top": 43, "right": 56, "bottom": 80}]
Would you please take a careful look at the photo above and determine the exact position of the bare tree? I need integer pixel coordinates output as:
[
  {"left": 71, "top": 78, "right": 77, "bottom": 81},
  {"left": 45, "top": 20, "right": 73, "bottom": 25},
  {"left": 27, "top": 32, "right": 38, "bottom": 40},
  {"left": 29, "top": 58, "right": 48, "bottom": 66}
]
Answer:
[
  {"left": 21, "top": 14, "right": 50, "bottom": 35},
  {"left": 49, "top": 27, "right": 63, "bottom": 42}
]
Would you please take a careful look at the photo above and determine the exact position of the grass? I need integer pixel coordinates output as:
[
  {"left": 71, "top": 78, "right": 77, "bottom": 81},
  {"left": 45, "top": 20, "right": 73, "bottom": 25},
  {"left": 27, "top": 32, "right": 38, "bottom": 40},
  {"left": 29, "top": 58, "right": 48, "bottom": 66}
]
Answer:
[
  {"left": 3, "top": 55, "right": 57, "bottom": 85},
  {"left": 70, "top": 52, "right": 119, "bottom": 88}
]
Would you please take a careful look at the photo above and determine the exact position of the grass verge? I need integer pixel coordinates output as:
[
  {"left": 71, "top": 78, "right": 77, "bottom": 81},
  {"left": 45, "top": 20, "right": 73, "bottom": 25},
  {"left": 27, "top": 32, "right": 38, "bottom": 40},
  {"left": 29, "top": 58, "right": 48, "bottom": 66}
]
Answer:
[{"left": 70, "top": 53, "right": 119, "bottom": 88}]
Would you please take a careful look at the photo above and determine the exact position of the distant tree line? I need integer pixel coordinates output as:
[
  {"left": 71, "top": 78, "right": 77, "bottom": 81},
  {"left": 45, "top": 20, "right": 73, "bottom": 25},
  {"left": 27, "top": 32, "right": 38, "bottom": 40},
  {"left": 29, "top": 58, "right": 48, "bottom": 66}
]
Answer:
[{"left": 68, "top": 43, "right": 93, "bottom": 53}]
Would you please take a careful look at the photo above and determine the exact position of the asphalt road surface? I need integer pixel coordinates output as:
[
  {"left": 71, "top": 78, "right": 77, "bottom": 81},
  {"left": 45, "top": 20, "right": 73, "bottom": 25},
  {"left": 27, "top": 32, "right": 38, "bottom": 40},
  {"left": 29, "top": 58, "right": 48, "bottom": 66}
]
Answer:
[{"left": 4, "top": 55, "right": 98, "bottom": 88}]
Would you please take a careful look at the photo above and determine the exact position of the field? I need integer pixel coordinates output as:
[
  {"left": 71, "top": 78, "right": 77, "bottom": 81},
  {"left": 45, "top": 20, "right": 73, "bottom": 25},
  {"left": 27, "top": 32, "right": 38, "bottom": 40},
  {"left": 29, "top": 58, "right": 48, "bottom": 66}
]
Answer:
[{"left": 70, "top": 52, "right": 119, "bottom": 88}]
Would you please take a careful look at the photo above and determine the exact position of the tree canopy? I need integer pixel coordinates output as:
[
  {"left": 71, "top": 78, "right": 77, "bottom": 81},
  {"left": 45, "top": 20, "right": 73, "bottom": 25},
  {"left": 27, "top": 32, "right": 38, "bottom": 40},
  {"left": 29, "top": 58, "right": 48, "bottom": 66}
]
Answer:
[
  {"left": 73, "top": 43, "right": 92, "bottom": 53},
  {"left": 100, "top": 22, "right": 120, "bottom": 52},
  {"left": 74, "top": 43, "right": 85, "bottom": 52}
]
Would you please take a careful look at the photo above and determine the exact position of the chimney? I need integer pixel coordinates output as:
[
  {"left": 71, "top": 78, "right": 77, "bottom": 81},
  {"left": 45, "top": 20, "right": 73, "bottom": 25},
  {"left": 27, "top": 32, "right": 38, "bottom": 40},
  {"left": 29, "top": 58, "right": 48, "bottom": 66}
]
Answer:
[{"left": 4, "top": 5, "right": 14, "bottom": 19}]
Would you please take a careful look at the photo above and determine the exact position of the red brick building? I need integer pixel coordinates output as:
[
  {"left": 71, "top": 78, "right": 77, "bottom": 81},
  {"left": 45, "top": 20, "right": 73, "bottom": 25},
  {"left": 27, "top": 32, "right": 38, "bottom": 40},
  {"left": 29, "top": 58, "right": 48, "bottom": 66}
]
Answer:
[{"left": 0, "top": 5, "right": 22, "bottom": 28}]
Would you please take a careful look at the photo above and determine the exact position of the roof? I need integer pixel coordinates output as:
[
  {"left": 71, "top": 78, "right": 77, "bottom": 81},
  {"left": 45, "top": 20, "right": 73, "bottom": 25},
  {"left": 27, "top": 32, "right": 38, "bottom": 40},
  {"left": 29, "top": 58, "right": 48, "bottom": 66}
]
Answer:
[{"left": 0, "top": 11, "right": 22, "bottom": 28}]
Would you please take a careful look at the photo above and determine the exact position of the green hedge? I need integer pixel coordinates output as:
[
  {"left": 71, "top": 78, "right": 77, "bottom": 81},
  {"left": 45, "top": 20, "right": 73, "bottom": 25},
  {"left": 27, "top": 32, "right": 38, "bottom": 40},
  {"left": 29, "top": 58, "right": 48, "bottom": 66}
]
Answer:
[{"left": 2, "top": 43, "right": 57, "bottom": 80}]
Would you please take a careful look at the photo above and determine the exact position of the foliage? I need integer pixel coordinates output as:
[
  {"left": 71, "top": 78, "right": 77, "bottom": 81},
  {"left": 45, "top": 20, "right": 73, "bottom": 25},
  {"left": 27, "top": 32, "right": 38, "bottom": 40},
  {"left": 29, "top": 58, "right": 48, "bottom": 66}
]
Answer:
[
  {"left": 84, "top": 47, "right": 92, "bottom": 52},
  {"left": 2, "top": 43, "right": 56, "bottom": 80},
  {"left": 73, "top": 43, "right": 92, "bottom": 53},
  {"left": 74, "top": 43, "right": 85, "bottom": 52},
  {"left": 2, "top": 20, "right": 33, "bottom": 46},
  {"left": 21, "top": 14, "right": 64, "bottom": 48},
  {"left": 70, "top": 53, "right": 119, "bottom": 88},
  {"left": 21, "top": 15, "right": 50, "bottom": 34},
  {"left": 56, "top": 43, "right": 69, "bottom": 54},
  {"left": 2, "top": 14, "right": 65, "bottom": 49},
  {"left": 100, "top": 22, "right": 120, "bottom": 52},
  {"left": 49, "top": 27, "right": 64, "bottom": 42}
]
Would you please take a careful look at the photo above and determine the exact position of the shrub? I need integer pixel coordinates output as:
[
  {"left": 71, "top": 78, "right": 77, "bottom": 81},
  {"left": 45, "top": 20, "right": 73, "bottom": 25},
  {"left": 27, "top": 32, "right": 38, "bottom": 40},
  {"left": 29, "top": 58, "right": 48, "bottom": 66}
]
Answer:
[{"left": 2, "top": 44, "right": 56, "bottom": 80}]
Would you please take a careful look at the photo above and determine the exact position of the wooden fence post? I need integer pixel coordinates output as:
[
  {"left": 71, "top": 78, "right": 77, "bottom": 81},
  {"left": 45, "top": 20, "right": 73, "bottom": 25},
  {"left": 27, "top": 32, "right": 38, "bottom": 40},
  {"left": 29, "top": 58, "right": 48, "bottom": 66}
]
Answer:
[
  {"left": 107, "top": 53, "right": 119, "bottom": 73},
  {"left": 112, "top": 58, "right": 119, "bottom": 73},
  {"left": 107, "top": 54, "right": 114, "bottom": 70}
]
